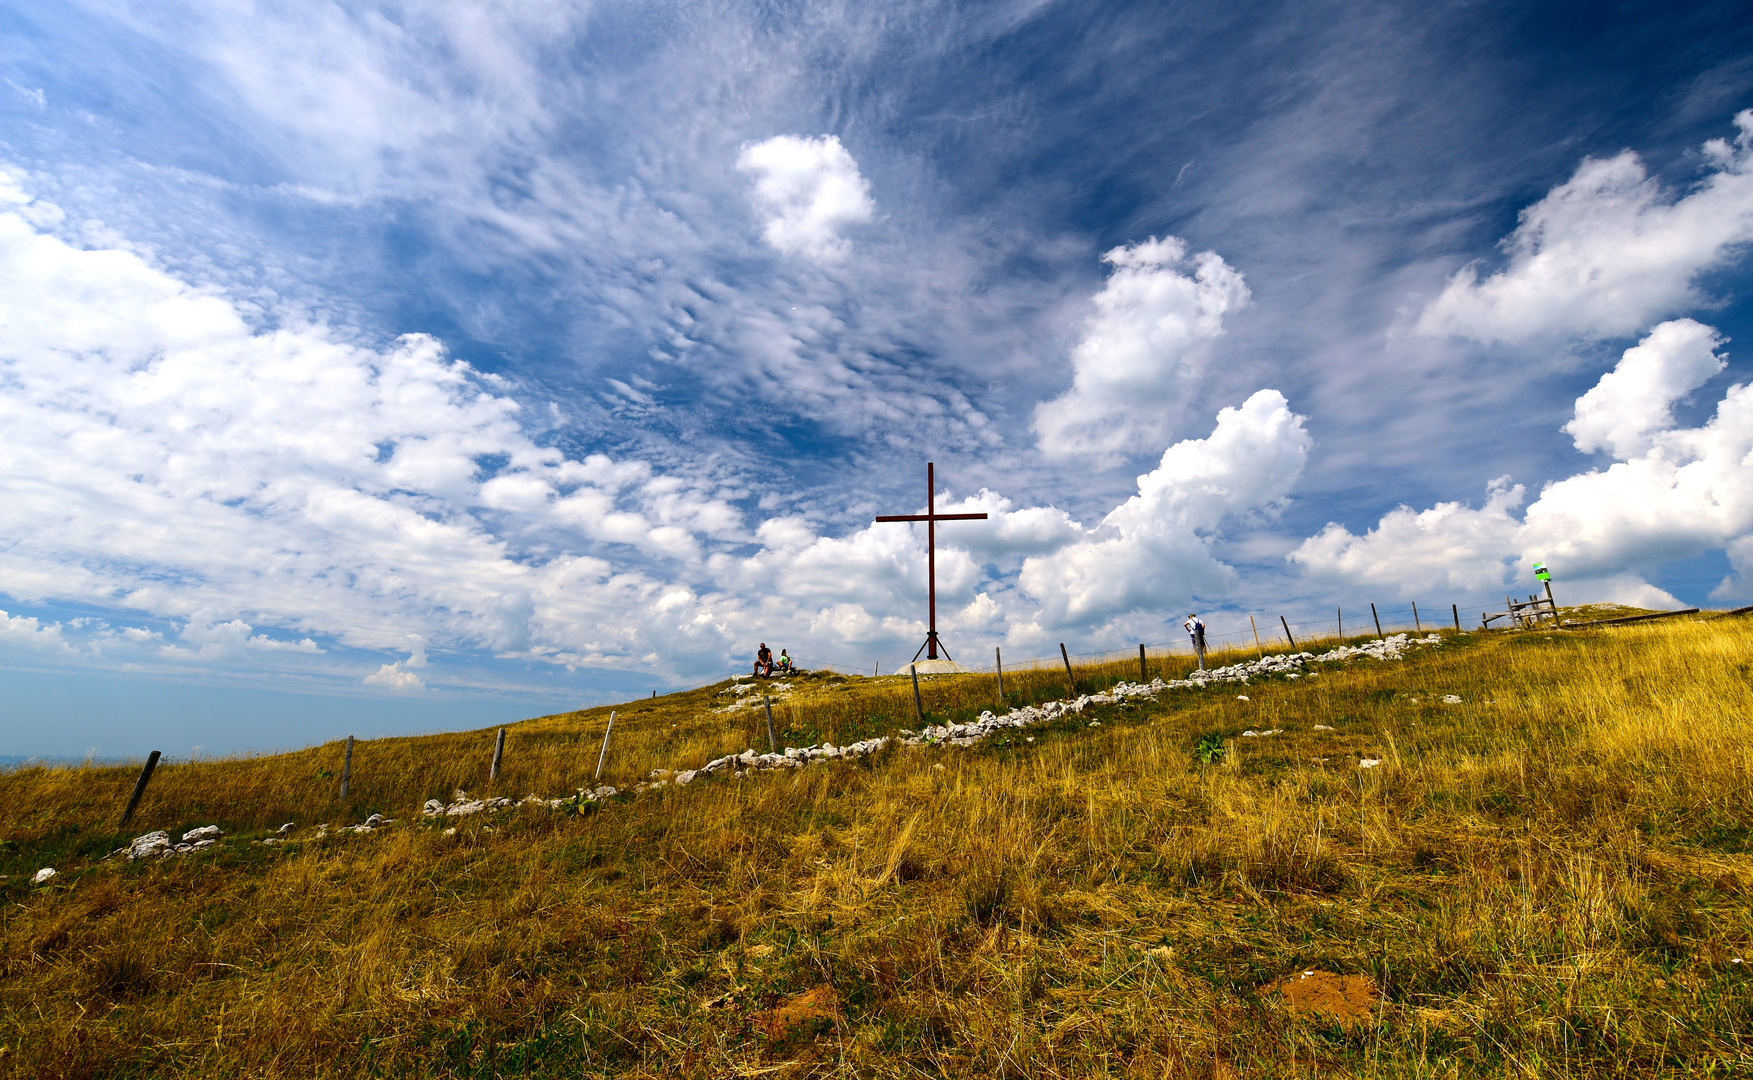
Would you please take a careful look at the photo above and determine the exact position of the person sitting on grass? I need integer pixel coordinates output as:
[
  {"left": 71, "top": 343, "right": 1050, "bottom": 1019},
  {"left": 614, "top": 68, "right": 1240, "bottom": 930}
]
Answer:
[
  {"left": 754, "top": 642, "right": 774, "bottom": 677},
  {"left": 777, "top": 649, "right": 793, "bottom": 674}
]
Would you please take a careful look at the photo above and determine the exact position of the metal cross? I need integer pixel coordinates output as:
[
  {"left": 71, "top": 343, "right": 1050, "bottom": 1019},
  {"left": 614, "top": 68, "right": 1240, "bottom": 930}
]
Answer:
[{"left": 875, "top": 462, "right": 988, "bottom": 662}]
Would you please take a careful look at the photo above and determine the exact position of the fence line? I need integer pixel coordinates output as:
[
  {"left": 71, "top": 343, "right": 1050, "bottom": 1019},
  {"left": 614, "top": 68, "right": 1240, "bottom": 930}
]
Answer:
[{"left": 643, "top": 592, "right": 1587, "bottom": 701}]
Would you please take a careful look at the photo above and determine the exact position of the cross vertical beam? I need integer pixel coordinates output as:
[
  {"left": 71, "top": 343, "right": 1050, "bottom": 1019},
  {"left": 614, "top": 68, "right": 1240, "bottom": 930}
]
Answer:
[{"left": 875, "top": 462, "right": 988, "bottom": 662}]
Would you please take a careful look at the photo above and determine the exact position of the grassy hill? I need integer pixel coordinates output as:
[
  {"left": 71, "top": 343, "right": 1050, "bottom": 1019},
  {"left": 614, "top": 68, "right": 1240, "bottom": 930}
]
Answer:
[{"left": 2, "top": 619, "right": 1750, "bottom": 1078}]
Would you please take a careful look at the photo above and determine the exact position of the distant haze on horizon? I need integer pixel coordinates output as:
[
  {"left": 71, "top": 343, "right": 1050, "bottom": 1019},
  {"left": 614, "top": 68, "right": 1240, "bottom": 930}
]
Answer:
[{"left": 4, "top": 0, "right": 1753, "bottom": 756}]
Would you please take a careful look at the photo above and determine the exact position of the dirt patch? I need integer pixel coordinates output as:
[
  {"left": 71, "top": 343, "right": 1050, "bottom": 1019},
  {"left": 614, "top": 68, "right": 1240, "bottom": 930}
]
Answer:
[
  {"left": 1265, "top": 970, "right": 1379, "bottom": 1025},
  {"left": 761, "top": 985, "right": 838, "bottom": 1040}
]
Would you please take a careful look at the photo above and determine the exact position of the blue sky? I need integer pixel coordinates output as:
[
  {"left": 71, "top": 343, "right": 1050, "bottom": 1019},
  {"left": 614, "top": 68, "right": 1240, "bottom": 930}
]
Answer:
[{"left": 4, "top": 0, "right": 1753, "bottom": 757}]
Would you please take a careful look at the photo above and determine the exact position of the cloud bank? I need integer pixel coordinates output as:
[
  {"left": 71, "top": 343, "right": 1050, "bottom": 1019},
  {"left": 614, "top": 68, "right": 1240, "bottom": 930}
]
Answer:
[
  {"left": 1292, "top": 319, "right": 1748, "bottom": 604},
  {"left": 0, "top": 171, "right": 1312, "bottom": 683}
]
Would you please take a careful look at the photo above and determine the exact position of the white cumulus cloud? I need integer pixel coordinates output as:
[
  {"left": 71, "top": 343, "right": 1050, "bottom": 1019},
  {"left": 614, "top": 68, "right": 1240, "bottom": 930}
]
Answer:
[
  {"left": 1035, "top": 237, "right": 1250, "bottom": 462},
  {"left": 1564, "top": 318, "right": 1725, "bottom": 458},
  {"left": 1021, "top": 389, "right": 1310, "bottom": 629},
  {"left": 1416, "top": 110, "right": 1753, "bottom": 344},
  {"left": 736, "top": 134, "right": 875, "bottom": 263}
]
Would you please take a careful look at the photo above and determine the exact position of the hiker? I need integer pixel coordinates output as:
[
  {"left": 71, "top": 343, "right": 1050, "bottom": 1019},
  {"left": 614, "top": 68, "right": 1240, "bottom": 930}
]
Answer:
[
  {"left": 1183, "top": 613, "right": 1207, "bottom": 671},
  {"left": 754, "top": 642, "right": 774, "bottom": 677},
  {"left": 777, "top": 649, "right": 793, "bottom": 674}
]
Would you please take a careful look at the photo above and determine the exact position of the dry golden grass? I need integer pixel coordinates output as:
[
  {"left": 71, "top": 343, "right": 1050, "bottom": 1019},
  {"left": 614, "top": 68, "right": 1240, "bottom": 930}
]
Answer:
[{"left": 2, "top": 619, "right": 1751, "bottom": 1078}]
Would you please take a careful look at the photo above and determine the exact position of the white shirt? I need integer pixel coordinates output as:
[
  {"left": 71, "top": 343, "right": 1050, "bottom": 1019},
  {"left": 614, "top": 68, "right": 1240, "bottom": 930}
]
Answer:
[{"left": 1184, "top": 616, "right": 1204, "bottom": 636}]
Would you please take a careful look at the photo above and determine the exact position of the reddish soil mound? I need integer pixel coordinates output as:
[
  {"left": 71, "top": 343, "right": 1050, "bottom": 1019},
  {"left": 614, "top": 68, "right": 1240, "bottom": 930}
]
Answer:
[
  {"left": 1265, "top": 969, "right": 1379, "bottom": 1025},
  {"left": 762, "top": 985, "right": 838, "bottom": 1040}
]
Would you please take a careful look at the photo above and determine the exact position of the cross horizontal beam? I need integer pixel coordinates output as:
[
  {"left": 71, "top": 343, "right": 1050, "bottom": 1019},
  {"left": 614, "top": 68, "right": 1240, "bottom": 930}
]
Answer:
[{"left": 874, "top": 512, "right": 988, "bottom": 522}]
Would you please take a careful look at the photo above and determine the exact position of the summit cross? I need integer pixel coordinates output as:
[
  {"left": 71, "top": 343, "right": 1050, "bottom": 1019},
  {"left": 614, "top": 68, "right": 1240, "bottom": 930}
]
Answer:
[{"left": 875, "top": 462, "right": 988, "bottom": 663}]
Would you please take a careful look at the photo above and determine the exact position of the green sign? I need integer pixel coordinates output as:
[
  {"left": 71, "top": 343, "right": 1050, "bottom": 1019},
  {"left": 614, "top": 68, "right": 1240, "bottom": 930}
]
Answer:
[{"left": 1533, "top": 562, "right": 1551, "bottom": 582}]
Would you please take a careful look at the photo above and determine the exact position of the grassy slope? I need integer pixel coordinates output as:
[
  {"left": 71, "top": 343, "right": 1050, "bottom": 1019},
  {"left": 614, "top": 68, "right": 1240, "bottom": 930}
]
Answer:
[{"left": 1, "top": 621, "right": 1750, "bottom": 1078}]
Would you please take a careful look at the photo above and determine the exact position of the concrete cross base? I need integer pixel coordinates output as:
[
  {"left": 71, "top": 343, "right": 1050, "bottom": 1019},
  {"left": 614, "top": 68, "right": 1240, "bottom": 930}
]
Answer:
[{"left": 901, "top": 658, "right": 972, "bottom": 676}]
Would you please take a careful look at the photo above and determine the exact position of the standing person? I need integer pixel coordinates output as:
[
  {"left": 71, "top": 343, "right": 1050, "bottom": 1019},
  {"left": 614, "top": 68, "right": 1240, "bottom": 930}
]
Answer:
[
  {"left": 1183, "top": 613, "right": 1207, "bottom": 671},
  {"left": 754, "top": 642, "right": 773, "bottom": 677}
]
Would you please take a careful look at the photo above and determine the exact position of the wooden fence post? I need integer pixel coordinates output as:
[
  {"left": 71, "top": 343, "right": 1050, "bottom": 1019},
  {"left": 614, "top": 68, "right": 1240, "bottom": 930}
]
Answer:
[
  {"left": 490, "top": 728, "right": 505, "bottom": 782},
  {"left": 1060, "top": 643, "right": 1076, "bottom": 696},
  {"left": 1280, "top": 616, "right": 1296, "bottom": 649},
  {"left": 1138, "top": 643, "right": 1148, "bottom": 682},
  {"left": 594, "top": 712, "right": 616, "bottom": 782},
  {"left": 1452, "top": 603, "right": 1460, "bottom": 631},
  {"left": 910, "top": 666, "right": 925, "bottom": 725},
  {"left": 1412, "top": 601, "right": 1421, "bottom": 633},
  {"left": 995, "top": 647, "right": 1005, "bottom": 700},
  {"left": 1371, "top": 603, "right": 1383, "bottom": 638},
  {"left": 1250, "top": 616, "right": 1263, "bottom": 658},
  {"left": 763, "top": 697, "right": 778, "bottom": 753},
  {"left": 118, "top": 750, "right": 161, "bottom": 829},
  {"left": 1338, "top": 607, "right": 1343, "bottom": 640},
  {"left": 340, "top": 736, "right": 353, "bottom": 800}
]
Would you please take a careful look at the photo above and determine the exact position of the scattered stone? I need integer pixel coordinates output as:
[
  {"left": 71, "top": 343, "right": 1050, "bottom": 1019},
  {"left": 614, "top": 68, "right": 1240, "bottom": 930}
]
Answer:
[
  {"left": 1241, "top": 729, "right": 1284, "bottom": 737},
  {"left": 1443, "top": 694, "right": 1462, "bottom": 704},
  {"left": 32, "top": 867, "right": 56, "bottom": 884},
  {"left": 1314, "top": 724, "right": 1335, "bottom": 731},
  {"left": 182, "top": 826, "right": 222, "bottom": 843},
  {"left": 1237, "top": 695, "right": 1250, "bottom": 701},
  {"left": 121, "top": 831, "right": 171, "bottom": 860},
  {"left": 341, "top": 813, "right": 396, "bottom": 834},
  {"left": 1358, "top": 758, "right": 1382, "bottom": 769}
]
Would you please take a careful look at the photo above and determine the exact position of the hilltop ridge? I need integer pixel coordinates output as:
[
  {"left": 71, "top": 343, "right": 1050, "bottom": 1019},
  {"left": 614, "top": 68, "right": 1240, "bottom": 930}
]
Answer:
[{"left": 3, "top": 618, "right": 1751, "bottom": 1077}]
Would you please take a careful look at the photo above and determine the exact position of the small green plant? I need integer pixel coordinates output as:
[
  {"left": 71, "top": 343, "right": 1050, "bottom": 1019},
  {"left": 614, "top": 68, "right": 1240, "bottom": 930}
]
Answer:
[
  {"left": 1193, "top": 733, "right": 1226, "bottom": 766},
  {"left": 556, "top": 791, "right": 600, "bottom": 816}
]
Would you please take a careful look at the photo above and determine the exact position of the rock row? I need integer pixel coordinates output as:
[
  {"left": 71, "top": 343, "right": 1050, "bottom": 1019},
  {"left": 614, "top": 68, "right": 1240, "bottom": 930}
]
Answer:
[
  {"left": 418, "top": 633, "right": 1442, "bottom": 819},
  {"left": 1164, "top": 632, "right": 1440, "bottom": 690},
  {"left": 422, "top": 785, "right": 620, "bottom": 818},
  {"left": 104, "top": 825, "right": 224, "bottom": 861}
]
